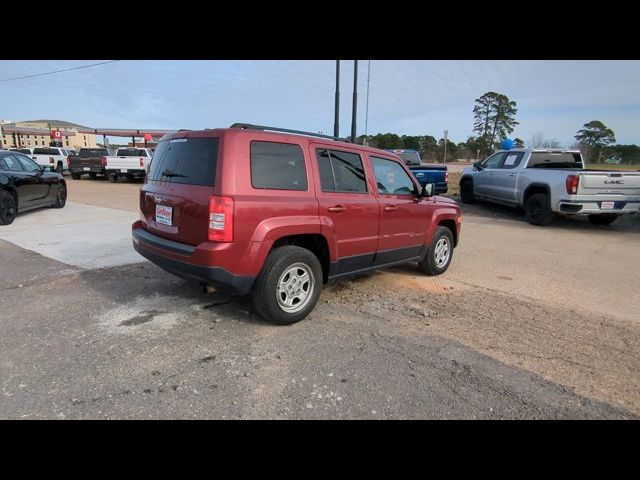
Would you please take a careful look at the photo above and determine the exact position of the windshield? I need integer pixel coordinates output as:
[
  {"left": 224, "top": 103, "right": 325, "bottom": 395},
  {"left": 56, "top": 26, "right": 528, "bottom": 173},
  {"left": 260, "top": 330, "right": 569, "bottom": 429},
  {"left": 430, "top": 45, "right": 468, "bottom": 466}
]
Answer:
[{"left": 527, "top": 152, "right": 583, "bottom": 169}]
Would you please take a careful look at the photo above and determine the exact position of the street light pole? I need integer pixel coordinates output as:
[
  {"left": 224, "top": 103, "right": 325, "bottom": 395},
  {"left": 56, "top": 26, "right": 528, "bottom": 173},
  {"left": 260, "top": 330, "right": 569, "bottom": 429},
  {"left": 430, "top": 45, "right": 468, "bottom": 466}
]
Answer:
[
  {"left": 364, "top": 60, "right": 371, "bottom": 146},
  {"left": 350, "top": 60, "right": 358, "bottom": 143},
  {"left": 443, "top": 129, "right": 448, "bottom": 166}
]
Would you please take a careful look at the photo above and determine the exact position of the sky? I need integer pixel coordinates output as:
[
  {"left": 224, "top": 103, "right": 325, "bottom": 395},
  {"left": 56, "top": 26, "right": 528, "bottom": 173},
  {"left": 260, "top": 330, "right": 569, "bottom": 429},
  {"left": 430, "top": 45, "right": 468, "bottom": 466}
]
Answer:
[{"left": 1, "top": 60, "right": 639, "bottom": 147}]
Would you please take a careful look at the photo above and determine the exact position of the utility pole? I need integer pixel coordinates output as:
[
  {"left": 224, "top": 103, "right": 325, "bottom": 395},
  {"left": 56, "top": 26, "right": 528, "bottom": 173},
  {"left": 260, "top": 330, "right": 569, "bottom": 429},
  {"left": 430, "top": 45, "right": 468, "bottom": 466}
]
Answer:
[
  {"left": 364, "top": 60, "right": 371, "bottom": 146},
  {"left": 351, "top": 60, "right": 358, "bottom": 143},
  {"left": 334, "top": 60, "right": 340, "bottom": 138}
]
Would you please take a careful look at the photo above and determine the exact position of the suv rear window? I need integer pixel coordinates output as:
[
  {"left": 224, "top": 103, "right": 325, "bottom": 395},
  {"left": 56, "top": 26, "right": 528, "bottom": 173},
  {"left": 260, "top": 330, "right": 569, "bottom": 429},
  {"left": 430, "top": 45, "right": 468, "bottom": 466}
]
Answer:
[
  {"left": 148, "top": 137, "right": 219, "bottom": 186},
  {"left": 250, "top": 141, "right": 307, "bottom": 191},
  {"left": 33, "top": 148, "right": 61, "bottom": 155}
]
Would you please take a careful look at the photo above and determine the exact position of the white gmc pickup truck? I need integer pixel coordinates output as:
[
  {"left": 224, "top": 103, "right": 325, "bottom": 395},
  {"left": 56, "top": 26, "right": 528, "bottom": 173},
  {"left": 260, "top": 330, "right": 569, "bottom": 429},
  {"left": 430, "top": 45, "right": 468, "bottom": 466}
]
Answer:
[
  {"left": 104, "top": 147, "right": 153, "bottom": 183},
  {"left": 459, "top": 149, "right": 640, "bottom": 225}
]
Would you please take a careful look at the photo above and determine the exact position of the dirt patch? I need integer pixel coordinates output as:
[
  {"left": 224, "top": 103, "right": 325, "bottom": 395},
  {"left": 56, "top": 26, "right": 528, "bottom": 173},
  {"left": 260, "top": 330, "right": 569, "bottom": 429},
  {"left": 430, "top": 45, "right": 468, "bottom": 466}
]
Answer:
[{"left": 324, "top": 273, "right": 640, "bottom": 416}]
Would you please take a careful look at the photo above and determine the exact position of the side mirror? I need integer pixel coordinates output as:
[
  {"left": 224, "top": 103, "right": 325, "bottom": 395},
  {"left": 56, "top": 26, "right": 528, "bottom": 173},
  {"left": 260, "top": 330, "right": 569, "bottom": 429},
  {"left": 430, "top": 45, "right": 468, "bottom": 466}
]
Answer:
[
  {"left": 421, "top": 183, "right": 434, "bottom": 197},
  {"left": 473, "top": 161, "right": 483, "bottom": 170},
  {"left": 41, "top": 165, "right": 52, "bottom": 173}
]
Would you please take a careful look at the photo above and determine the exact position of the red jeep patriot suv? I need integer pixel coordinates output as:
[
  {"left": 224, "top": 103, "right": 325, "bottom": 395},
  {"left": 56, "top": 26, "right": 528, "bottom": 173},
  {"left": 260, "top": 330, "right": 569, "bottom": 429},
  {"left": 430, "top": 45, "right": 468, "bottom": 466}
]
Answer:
[{"left": 132, "top": 124, "right": 461, "bottom": 325}]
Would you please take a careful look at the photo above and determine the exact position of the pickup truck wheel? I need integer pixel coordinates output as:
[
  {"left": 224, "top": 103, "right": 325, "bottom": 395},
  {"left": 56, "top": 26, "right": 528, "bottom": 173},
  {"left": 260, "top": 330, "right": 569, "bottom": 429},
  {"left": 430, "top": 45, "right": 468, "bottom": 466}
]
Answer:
[
  {"left": 525, "top": 193, "right": 554, "bottom": 226},
  {"left": 251, "top": 246, "right": 323, "bottom": 325},
  {"left": 108, "top": 173, "right": 118, "bottom": 183},
  {"left": 419, "top": 226, "right": 454, "bottom": 276},
  {"left": 89, "top": 173, "right": 97, "bottom": 180},
  {"left": 460, "top": 179, "right": 475, "bottom": 203},
  {"left": 588, "top": 214, "right": 618, "bottom": 225},
  {"left": 0, "top": 190, "right": 17, "bottom": 226},
  {"left": 55, "top": 162, "right": 64, "bottom": 174},
  {"left": 71, "top": 173, "right": 81, "bottom": 180},
  {"left": 53, "top": 183, "right": 67, "bottom": 208}
]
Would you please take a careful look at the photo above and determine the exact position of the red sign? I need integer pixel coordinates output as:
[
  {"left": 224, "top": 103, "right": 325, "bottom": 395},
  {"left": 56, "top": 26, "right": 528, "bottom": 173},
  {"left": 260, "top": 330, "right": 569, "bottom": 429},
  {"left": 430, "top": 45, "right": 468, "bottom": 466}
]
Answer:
[
  {"left": 51, "top": 129, "right": 62, "bottom": 139},
  {"left": 144, "top": 133, "right": 152, "bottom": 142}
]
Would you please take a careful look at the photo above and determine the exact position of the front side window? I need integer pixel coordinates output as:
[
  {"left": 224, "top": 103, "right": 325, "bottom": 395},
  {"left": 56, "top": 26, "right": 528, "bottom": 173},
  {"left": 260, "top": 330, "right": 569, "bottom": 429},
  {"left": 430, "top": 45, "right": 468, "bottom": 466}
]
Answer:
[
  {"left": 500, "top": 152, "right": 524, "bottom": 169},
  {"left": 316, "top": 149, "right": 367, "bottom": 193},
  {"left": 16, "top": 155, "right": 41, "bottom": 172},
  {"left": 251, "top": 141, "right": 307, "bottom": 191},
  {"left": 370, "top": 157, "right": 416, "bottom": 195},
  {"left": 482, "top": 152, "right": 506, "bottom": 169}
]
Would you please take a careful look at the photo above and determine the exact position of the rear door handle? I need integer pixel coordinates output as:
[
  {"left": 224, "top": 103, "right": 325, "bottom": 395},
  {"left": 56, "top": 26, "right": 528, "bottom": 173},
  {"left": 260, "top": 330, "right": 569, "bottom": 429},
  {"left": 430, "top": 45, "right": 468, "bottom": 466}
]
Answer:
[
  {"left": 328, "top": 205, "right": 346, "bottom": 213},
  {"left": 384, "top": 205, "right": 397, "bottom": 212}
]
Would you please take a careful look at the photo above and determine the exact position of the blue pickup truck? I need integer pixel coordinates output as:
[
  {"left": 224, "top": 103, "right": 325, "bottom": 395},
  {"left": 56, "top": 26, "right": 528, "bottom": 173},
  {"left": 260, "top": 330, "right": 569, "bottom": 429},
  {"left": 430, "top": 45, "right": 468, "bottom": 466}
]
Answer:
[{"left": 385, "top": 149, "right": 448, "bottom": 194}]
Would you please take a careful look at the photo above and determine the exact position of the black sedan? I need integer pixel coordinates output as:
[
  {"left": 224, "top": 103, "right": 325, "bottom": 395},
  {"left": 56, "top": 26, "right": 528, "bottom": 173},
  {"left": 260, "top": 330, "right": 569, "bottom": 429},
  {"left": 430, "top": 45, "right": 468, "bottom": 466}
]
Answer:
[{"left": 0, "top": 150, "right": 67, "bottom": 225}]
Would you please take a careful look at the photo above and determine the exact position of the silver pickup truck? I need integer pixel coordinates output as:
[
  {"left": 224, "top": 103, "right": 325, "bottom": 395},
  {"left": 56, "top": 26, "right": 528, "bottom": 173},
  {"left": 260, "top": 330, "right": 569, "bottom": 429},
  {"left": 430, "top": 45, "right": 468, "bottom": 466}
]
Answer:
[{"left": 459, "top": 149, "right": 640, "bottom": 225}]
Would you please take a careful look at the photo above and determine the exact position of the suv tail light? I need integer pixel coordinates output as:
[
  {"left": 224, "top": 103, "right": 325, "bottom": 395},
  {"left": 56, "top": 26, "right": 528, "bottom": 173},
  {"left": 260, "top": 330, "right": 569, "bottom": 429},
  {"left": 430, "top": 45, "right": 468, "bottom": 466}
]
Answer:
[
  {"left": 566, "top": 175, "right": 579, "bottom": 194},
  {"left": 49, "top": 156, "right": 55, "bottom": 164},
  {"left": 100, "top": 156, "right": 107, "bottom": 166},
  {"left": 66, "top": 156, "right": 70, "bottom": 166},
  {"left": 208, "top": 196, "right": 234, "bottom": 242},
  {"left": 139, "top": 157, "right": 144, "bottom": 167}
]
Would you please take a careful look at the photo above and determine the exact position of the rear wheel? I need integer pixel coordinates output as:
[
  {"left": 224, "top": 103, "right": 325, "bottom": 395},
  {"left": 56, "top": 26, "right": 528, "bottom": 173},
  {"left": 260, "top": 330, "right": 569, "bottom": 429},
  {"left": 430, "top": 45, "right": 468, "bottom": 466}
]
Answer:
[
  {"left": 71, "top": 172, "right": 81, "bottom": 180},
  {"left": 251, "top": 246, "right": 323, "bottom": 325},
  {"left": 108, "top": 173, "right": 118, "bottom": 183},
  {"left": 588, "top": 214, "right": 618, "bottom": 225},
  {"left": 0, "top": 190, "right": 17, "bottom": 226},
  {"left": 525, "top": 193, "right": 554, "bottom": 226},
  {"left": 55, "top": 162, "right": 64, "bottom": 174},
  {"left": 419, "top": 226, "right": 454, "bottom": 275},
  {"left": 460, "top": 179, "right": 475, "bottom": 203}
]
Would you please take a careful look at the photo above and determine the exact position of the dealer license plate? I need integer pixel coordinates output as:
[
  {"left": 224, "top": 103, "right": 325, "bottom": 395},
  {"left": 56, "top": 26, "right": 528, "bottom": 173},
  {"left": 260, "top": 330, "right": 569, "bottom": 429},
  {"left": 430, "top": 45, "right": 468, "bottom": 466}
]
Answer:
[
  {"left": 601, "top": 201, "right": 615, "bottom": 210},
  {"left": 155, "top": 205, "right": 172, "bottom": 226},
  {"left": 83, "top": 167, "right": 90, "bottom": 171},
  {"left": 120, "top": 169, "right": 127, "bottom": 173}
]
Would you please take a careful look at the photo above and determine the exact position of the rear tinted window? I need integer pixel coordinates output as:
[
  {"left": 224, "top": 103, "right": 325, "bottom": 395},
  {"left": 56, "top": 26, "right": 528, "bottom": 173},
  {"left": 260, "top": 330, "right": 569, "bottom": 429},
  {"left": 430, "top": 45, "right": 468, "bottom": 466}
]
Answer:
[
  {"left": 316, "top": 148, "right": 367, "bottom": 193},
  {"left": 11, "top": 148, "right": 32, "bottom": 154},
  {"left": 117, "top": 148, "right": 148, "bottom": 157},
  {"left": 79, "top": 148, "right": 108, "bottom": 157},
  {"left": 250, "top": 141, "right": 307, "bottom": 190},
  {"left": 528, "top": 152, "right": 584, "bottom": 169},
  {"left": 33, "top": 148, "right": 61, "bottom": 155},
  {"left": 397, "top": 151, "right": 421, "bottom": 165},
  {"left": 148, "top": 137, "right": 219, "bottom": 186}
]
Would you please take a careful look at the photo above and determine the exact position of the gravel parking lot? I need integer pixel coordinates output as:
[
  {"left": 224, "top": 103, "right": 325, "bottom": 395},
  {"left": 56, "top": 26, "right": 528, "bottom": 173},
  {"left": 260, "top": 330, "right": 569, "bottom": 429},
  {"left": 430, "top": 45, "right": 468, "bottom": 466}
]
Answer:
[{"left": 1, "top": 177, "right": 638, "bottom": 419}]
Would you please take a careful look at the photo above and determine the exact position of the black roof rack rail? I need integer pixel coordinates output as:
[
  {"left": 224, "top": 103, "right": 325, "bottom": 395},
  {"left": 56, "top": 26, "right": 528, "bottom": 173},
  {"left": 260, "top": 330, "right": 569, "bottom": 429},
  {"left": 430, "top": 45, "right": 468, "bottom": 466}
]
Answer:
[{"left": 230, "top": 123, "right": 350, "bottom": 142}]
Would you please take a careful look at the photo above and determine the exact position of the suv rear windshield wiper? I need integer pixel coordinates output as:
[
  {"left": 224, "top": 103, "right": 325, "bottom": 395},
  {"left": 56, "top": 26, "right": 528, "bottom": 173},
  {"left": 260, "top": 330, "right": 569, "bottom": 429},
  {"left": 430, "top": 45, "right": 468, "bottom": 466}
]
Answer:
[{"left": 162, "top": 169, "right": 187, "bottom": 178}]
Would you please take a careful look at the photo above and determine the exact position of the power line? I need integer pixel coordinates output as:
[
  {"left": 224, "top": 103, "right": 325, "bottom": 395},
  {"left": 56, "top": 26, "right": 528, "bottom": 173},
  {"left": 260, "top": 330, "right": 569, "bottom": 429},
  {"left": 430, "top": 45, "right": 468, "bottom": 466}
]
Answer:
[{"left": 0, "top": 60, "right": 120, "bottom": 82}]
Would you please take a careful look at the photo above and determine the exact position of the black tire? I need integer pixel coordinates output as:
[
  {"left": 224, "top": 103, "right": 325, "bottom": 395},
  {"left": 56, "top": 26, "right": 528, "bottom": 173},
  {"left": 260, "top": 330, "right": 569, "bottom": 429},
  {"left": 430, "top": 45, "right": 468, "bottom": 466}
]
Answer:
[
  {"left": 588, "top": 214, "right": 618, "bottom": 225},
  {"left": 53, "top": 183, "right": 67, "bottom": 209},
  {"left": 251, "top": 246, "right": 323, "bottom": 325},
  {"left": 55, "top": 162, "right": 64, "bottom": 174},
  {"left": 525, "top": 193, "right": 554, "bottom": 226},
  {"left": 108, "top": 173, "right": 118, "bottom": 183},
  {"left": 460, "top": 178, "right": 475, "bottom": 203},
  {"left": 0, "top": 190, "right": 17, "bottom": 226},
  {"left": 419, "top": 226, "right": 454, "bottom": 276},
  {"left": 71, "top": 172, "right": 81, "bottom": 180},
  {"left": 89, "top": 173, "right": 97, "bottom": 180}
]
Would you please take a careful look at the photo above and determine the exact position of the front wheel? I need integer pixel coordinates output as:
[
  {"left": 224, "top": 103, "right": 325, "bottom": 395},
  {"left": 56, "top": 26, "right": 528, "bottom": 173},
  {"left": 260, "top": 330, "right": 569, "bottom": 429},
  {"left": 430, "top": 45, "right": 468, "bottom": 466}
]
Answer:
[
  {"left": 89, "top": 173, "right": 97, "bottom": 180},
  {"left": 55, "top": 162, "right": 64, "bottom": 174},
  {"left": 588, "top": 214, "right": 619, "bottom": 225},
  {"left": 0, "top": 190, "right": 17, "bottom": 225},
  {"left": 53, "top": 183, "right": 67, "bottom": 208},
  {"left": 460, "top": 179, "right": 475, "bottom": 203},
  {"left": 419, "top": 226, "right": 454, "bottom": 276},
  {"left": 525, "top": 193, "right": 554, "bottom": 226},
  {"left": 71, "top": 172, "right": 81, "bottom": 180},
  {"left": 107, "top": 173, "right": 118, "bottom": 183},
  {"left": 251, "top": 246, "right": 323, "bottom": 325}
]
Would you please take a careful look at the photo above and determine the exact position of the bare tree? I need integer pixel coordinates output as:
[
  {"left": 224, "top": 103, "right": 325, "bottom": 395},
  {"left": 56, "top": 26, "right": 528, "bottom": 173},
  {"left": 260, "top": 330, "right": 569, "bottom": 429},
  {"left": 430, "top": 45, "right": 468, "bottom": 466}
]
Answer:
[{"left": 529, "top": 132, "right": 561, "bottom": 148}]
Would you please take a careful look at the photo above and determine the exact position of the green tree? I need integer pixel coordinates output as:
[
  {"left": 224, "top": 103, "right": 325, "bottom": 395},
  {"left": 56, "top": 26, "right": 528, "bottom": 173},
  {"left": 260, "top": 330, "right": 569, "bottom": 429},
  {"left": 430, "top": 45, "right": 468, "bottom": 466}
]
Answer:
[
  {"left": 473, "top": 92, "right": 519, "bottom": 156},
  {"left": 418, "top": 135, "right": 438, "bottom": 160},
  {"left": 513, "top": 138, "right": 525, "bottom": 148},
  {"left": 574, "top": 120, "right": 616, "bottom": 164},
  {"left": 401, "top": 135, "right": 421, "bottom": 151}
]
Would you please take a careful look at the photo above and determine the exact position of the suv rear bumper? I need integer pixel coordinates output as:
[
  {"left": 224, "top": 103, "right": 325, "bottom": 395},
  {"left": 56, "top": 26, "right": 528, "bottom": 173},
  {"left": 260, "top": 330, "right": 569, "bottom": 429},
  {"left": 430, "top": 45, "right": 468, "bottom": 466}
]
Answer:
[{"left": 132, "top": 224, "right": 256, "bottom": 295}]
